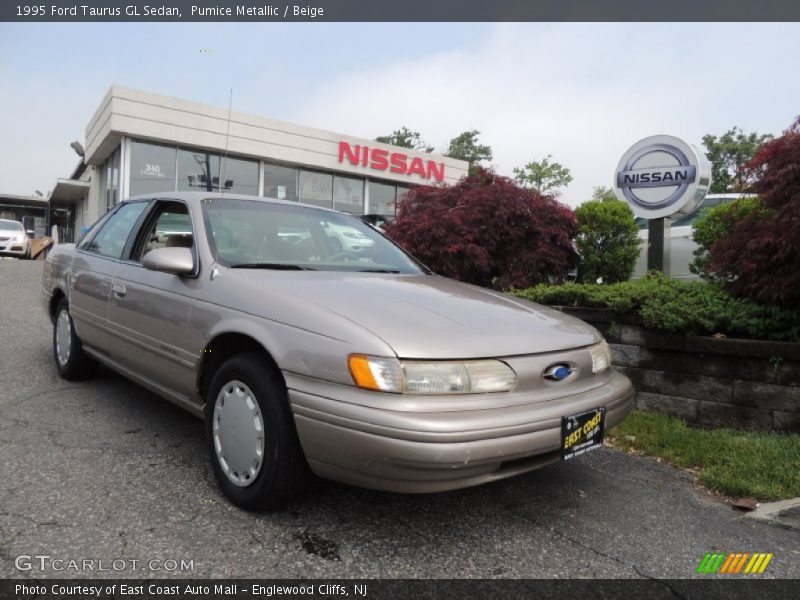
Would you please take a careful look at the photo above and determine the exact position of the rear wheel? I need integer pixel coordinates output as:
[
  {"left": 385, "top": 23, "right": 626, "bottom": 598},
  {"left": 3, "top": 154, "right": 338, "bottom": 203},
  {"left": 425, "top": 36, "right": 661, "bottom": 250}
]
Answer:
[
  {"left": 53, "top": 298, "right": 98, "bottom": 380},
  {"left": 205, "top": 353, "right": 309, "bottom": 510}
]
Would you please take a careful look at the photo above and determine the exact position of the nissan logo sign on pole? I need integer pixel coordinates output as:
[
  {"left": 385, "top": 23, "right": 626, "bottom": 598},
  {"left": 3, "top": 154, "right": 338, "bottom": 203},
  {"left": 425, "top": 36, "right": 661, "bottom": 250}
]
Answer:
[{"left": 613, "top": 135, "right": 711, "bottom": 275}]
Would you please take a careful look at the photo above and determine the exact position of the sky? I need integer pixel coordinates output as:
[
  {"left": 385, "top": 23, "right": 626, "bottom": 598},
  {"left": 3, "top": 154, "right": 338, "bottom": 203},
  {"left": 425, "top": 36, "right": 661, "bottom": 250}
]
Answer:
[{"left": 1, "top": 22, "right": 799, "bottom": 207}]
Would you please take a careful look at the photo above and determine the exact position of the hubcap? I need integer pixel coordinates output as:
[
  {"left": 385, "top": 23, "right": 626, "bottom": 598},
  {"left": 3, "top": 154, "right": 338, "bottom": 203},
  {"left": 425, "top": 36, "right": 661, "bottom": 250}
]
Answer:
[
  {"left": 212, "top": 380, "right": 265, "bottom": 487},
  {"left": 55, "top": 309, "right": 72, "bottom": 366}
]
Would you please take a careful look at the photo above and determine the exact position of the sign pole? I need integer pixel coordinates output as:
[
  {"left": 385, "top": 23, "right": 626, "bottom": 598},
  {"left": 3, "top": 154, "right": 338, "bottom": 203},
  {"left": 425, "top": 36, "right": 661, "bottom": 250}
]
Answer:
[{"left": 647, "top": 217, "right": 671, "bottom": 275}]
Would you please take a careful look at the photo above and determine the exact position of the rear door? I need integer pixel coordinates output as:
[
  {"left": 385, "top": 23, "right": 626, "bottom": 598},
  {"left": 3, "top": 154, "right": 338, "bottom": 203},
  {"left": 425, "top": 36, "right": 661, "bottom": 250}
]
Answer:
[
  {"left": 106, "top": 199, "right": 201, "bottom": 400},
  {"left": 68, "top": 201, "right": 150, "bottom": 353}
]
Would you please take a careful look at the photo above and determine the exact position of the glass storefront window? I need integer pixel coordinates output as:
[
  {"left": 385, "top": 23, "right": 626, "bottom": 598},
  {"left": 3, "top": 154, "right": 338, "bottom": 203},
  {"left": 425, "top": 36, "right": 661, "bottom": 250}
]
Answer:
[
  {"left": 178, "top": 148, "right": 221, "bottom": 192},
  {"left": 396, "top": 185, "right": 412, "bottom": 210},
  {"left": 130, "top": 141, "right": 177, "bottom": 197},
  {"left": 368, "top": 181, "right": 396, "bottom": 216},
  {"left": 333, "top": 175, "right": 364, "bottom": 214},
  {"left": 264, "top": 163, "right": 298, "bottom": 201},
  {"left": 102, "top": 147, "right": 121, "bottom": 210},
  {"left": 299, "top": 169, "right": 333, "bottom": 209},
  {"left": 221, "top": 156, "right": 259, "bottom": 195}
]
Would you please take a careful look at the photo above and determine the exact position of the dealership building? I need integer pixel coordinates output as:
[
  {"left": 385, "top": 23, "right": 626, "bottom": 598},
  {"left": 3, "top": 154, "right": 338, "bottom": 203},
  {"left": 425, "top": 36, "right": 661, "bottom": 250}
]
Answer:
[{"left": 48, "top": 86, "right": 468, "bottom": 241}]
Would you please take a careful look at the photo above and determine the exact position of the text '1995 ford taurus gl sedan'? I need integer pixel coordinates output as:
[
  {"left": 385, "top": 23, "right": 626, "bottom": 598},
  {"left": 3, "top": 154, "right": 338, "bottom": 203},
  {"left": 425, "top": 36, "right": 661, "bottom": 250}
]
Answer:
[{"left": 42, "top": 192, "right": 633, "bottom": 509}]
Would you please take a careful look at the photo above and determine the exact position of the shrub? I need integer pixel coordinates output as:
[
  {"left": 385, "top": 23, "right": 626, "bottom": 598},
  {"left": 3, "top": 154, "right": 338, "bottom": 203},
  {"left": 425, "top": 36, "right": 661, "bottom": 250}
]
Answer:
[
  {"left": 574, "top": 198, "right": 640, "bottom": 283},
  {"left": 709, "top": 118, "right": 800, "bottom": 307},
  {"left": 690, "top": 197, "right": 768, "bottom": 280},
  {"left": 384, "top": 169, "right": 577, "bottom": 290},
  {"left": 514, "top": 274, "right": 800, "bottom": 342}
]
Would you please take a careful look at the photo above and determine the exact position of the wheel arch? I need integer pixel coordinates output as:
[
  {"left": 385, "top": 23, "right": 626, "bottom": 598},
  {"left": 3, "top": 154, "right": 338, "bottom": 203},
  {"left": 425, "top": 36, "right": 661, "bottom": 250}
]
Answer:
[
  {"left": 197, "top": 331, "right": 285, "bottom": 401},
  {"left": 49, "top": 287, "right": 67, "bottom": 324}
]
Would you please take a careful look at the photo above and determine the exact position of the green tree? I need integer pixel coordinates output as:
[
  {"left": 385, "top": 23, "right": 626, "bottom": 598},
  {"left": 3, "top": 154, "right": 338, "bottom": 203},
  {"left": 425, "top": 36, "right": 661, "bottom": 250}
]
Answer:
[
  {"left": 375, "top": 127, "right": 433, "bottom": 153},
  {"left": 690, "top": 197, "right": 768, "bottom": 280},
  {"left": 513, "top": 155, "right": 573, "bottom": 196},
  {"left": 574, "top": 198, "right": 640, "bottom": 283},
  {"left": 702, "top": 127, "right": 772, "bottom": 193},
  {"left": 444, "top": 130, "right": 493, "bottom": 173},
  {"left": 591, "top": 186, "right": 618, "bottom": 202}
]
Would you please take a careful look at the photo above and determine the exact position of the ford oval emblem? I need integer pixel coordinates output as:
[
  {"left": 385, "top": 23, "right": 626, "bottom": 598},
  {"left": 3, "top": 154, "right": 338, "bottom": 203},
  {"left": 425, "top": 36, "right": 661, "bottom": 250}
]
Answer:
[{"left": 544, "top": 363, "right": 572, "bottom": 382}]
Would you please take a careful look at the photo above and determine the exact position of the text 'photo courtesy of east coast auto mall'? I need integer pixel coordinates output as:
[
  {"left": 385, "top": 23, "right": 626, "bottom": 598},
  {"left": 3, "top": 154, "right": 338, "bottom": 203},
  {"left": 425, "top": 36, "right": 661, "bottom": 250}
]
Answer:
[{"left": 1, "top": 1, "right": 800, "bottom": 599}]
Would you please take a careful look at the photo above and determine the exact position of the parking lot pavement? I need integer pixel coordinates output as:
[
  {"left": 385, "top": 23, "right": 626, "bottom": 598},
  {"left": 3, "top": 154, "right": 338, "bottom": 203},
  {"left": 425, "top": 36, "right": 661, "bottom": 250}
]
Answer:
[{"left": 1, "top": 259, "right": 799, "bottom": 580}]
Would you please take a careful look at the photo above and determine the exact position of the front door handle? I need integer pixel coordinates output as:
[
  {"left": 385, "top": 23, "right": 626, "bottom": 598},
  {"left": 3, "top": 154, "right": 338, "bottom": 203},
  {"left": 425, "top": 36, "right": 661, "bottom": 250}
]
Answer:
[{"left": 111, "top": 283, "right": 127, "bottom": 297}]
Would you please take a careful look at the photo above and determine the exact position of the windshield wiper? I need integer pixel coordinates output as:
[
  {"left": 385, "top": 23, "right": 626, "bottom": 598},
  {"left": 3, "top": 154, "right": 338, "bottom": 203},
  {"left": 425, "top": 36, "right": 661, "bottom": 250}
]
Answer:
[
  {"left": 230, "top": 263, "right": 317, "bottom": 270},
  {"left": 357, "top": 268, "right": 401, "bottom": 273}
]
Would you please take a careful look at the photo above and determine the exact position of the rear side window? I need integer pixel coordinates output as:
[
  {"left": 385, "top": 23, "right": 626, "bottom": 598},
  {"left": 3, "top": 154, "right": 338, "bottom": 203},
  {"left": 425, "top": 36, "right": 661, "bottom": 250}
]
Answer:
[{"left": 83, "top": 202, "right": 148, "bottom": 259}]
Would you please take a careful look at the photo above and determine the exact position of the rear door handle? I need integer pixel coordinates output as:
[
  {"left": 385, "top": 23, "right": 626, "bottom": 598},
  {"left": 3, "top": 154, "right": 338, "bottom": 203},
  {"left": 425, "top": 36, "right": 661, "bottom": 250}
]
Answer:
[{"left": 111, "top": 283, "right": 126, "bottom": 297}]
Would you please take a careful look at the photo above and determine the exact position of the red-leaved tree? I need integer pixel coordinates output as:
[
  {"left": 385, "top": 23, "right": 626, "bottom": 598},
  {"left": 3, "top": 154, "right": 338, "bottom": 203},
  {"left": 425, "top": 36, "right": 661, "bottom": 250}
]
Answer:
[
  {"left": 710, "top": 117, "right": 800, "bottom": 307},
  {"left": 384, "top": 169, "right": 577, "bottom": 289}
]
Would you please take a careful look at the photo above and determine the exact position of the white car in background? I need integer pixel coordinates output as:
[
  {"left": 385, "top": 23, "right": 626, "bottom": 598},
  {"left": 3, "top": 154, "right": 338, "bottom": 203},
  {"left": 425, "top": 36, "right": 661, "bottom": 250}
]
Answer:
[
  {"left": 0, "top": 219, "right": 30, "bottom": 258},
  {"left": 324, "top": 221, "right": 376, "bottom": 254},
  {"left": 632, "top": 194, "right": 747, "bottom": 279}
]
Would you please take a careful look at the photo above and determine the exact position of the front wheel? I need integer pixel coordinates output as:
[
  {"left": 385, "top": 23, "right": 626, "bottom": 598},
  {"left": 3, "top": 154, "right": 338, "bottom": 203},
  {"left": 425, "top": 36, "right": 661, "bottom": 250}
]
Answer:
[
  {"left": 53, "top": 298, "right": 98, "bottom": 380},
  {"left": 205, "top": 353, "right": 309, "bottom": 510}
]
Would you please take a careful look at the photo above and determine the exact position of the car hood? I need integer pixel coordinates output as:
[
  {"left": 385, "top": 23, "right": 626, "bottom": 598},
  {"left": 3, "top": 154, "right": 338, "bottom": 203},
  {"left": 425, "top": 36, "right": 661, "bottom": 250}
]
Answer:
[{"left": 228, "top": 271, "right": 600, "bottom": 359}]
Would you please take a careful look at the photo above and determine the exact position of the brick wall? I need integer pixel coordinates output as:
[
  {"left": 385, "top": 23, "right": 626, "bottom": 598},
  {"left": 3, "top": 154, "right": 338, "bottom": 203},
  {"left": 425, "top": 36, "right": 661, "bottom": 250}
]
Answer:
[{"left": 555, "top": 307, "right": 800, "bottom": 431}]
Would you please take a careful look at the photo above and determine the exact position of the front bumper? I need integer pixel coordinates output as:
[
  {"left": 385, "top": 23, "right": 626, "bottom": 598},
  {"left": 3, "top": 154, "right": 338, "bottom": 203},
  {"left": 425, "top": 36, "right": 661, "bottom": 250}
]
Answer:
[
  {"left": 0, "top": 241, "right": 28, "bottom": 257},
  {"left": 288, "top": 370, "right": 634, "bottom": 493}
]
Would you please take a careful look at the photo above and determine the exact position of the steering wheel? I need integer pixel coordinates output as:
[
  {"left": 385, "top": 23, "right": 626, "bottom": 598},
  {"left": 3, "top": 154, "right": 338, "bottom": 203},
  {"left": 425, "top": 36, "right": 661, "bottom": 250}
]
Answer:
[{"left": 327, "top": 251, "right": 361, "bottom": 262}]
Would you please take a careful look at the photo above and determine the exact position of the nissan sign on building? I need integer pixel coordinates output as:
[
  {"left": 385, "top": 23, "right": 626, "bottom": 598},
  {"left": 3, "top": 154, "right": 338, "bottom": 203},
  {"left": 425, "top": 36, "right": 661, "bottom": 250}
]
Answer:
[
  {"left": 45, "top": 86, "right": 469, "bottom": 239},
  {"left": 614, "top": 135, "right": 711, "bottom": 273}
]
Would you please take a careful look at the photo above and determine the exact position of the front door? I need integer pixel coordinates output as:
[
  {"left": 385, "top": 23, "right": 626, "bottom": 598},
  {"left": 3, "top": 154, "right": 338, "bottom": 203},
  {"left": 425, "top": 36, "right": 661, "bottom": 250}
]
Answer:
[{"left": 106, "top": 200, "right": 199, "bottom": 400}]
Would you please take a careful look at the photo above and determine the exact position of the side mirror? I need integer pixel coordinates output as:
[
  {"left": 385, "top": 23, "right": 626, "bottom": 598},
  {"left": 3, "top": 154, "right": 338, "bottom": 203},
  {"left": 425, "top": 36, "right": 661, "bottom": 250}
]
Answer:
[
  {"left": 26, "top": 230, "right": 35, "bottom": 237},
  {"left": 142, "top": 247, "right": 195, "bottom": 276}
]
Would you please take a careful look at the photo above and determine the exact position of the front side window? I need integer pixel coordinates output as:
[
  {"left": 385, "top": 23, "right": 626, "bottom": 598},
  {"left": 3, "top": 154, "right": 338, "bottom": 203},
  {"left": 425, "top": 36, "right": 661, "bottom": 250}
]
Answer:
[
  {"left": 135, "top": 201, "right": 193, "bottom": 262},
  {"left": 83, "top": 202, "right": 148, "bottom": 259},
  {"left": 202, "top": 198, "right": 425, "bottom": 274}
]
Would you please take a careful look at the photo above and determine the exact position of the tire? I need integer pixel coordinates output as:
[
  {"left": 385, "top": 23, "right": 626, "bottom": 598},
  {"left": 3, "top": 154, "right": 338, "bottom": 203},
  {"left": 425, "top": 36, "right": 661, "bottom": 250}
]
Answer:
[
  {"left": 205, "top": 353, "right": 309, "bottom": 510},
  {"left": 53, "top": 298, "right": 98, "bottom": 380}
]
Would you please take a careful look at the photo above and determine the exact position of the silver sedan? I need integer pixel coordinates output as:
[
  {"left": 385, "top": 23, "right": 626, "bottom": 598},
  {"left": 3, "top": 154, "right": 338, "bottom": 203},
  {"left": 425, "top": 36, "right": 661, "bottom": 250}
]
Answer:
[{"left": 42, "top": 192, "right": 633, "bottom": 509}]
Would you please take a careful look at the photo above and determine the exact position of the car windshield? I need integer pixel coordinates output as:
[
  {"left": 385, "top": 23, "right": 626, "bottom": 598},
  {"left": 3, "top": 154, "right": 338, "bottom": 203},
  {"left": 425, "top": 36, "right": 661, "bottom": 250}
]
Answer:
[
  {"left": 0, "top": 220, "right": 23, "bottom": 231},
  {"left": 202, "top": 198, "right": 426, "bottom": 274}
]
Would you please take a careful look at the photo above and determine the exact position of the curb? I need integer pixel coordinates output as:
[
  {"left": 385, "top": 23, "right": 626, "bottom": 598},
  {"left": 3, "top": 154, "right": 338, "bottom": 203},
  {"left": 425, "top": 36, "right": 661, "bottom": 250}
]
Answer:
[{"left": 745, "top": 497, "right": 800, "bottom": 530}]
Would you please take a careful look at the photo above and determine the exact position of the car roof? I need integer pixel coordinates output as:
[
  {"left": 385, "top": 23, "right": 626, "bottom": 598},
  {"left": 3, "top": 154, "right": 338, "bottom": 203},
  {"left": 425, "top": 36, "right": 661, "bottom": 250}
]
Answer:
[{"left": 120, "top": 191, "right": 342, "bottom": 214}]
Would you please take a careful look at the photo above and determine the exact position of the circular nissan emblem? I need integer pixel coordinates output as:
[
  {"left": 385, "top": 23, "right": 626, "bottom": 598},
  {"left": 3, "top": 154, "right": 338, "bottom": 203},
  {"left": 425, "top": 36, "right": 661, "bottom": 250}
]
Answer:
[{"left": 613, "top": 135, "right": 711, "bottom": 220}]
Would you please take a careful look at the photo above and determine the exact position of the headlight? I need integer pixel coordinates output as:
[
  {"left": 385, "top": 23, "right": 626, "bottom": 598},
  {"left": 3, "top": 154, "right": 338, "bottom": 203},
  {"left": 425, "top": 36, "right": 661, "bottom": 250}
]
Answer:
[
  {"left": 348, "top": 355, "right": 517, "bottom": 394},
  {"left": 589, "top": 340, "right": 611, "bottom": 374}
]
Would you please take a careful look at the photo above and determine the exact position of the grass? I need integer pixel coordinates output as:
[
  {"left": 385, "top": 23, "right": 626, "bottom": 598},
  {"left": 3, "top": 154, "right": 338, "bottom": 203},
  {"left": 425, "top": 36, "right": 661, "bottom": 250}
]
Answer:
[{"left": 608, "top": 411, "right": 800, "bottom": 501}]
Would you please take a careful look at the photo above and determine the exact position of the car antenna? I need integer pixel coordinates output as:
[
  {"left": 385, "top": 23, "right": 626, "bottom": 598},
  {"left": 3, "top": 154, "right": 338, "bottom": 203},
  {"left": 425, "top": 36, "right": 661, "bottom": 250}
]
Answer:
[{"left": 220, "top": 88, "right": 233, "bottom": 197}]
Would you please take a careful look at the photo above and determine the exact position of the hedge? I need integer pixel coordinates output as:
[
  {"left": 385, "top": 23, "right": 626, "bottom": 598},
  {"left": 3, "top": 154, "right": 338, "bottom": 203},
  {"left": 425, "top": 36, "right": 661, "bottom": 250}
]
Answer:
[{"left": 513, "top": 274, "right": 800, "bottom": 342}]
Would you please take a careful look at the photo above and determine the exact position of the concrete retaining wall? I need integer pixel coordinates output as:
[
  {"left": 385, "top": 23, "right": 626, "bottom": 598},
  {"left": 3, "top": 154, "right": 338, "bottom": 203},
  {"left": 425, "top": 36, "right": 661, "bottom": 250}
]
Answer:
[{"left": 555, "top": 307, "right": 800, "bottom": 431}]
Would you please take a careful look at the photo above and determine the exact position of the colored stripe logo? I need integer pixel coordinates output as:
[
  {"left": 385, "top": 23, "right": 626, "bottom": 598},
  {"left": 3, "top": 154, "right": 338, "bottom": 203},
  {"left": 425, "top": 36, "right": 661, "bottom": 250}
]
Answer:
[{"left": 696, "top": 552, "right": 773, "bottom": 574}]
